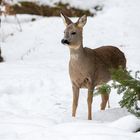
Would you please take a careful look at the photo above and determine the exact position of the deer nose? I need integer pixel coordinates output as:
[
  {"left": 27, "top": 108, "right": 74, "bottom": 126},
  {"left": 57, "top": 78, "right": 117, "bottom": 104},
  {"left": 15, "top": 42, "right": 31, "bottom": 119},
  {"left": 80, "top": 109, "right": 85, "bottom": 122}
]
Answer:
[{"left": 61, "top": 39, "right": 70, "bottom": 45}]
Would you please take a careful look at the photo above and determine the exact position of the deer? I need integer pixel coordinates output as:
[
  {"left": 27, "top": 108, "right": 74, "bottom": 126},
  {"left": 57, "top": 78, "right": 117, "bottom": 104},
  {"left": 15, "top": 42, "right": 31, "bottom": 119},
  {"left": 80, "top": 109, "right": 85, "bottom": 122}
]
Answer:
[{"left": 60, "top": 12, "right": 126, "bottom": 120}]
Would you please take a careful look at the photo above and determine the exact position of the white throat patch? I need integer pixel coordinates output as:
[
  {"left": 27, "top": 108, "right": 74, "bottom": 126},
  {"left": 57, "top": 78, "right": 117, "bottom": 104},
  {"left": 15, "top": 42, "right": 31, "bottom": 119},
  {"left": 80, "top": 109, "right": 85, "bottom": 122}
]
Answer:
[
  {"left": 70, "top": 54, "right": 79, "bottom": 60},
  {"left": 69, "top": 45, "right": 80, "bottom": 50}
]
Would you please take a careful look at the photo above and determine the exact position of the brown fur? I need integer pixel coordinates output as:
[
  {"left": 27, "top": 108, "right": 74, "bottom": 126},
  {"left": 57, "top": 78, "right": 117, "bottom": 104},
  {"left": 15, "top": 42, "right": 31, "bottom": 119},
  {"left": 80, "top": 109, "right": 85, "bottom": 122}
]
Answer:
[
  {"left": 61, "top": 13, "right": 126, "bottom": 120},
  {"left": 69, "top": 46, "right": 126, "bottom": 89}
]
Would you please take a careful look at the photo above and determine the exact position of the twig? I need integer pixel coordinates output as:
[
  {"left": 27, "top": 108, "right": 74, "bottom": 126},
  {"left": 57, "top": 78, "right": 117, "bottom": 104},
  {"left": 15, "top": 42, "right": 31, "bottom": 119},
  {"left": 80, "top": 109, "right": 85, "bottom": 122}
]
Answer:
[{"left": 14, "top": 14, "right": 22, "bottom": 32}]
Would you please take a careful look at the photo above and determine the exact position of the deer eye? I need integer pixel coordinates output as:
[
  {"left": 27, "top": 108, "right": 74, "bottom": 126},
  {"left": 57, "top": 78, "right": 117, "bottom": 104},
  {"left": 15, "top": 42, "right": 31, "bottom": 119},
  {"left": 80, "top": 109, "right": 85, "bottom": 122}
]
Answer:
[{"left": 71, "top": 32, "right": 76, "bottom": 35}]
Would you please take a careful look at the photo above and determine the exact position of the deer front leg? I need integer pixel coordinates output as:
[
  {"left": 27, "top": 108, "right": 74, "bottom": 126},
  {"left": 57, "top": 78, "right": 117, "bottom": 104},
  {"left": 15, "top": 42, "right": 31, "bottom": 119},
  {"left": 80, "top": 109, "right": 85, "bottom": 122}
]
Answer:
[
  {"left": 72, "top": 86, "right": 79, "bottom": 117},
  {"left": 100, "top": 93, "right": 109, "bottom": 110},
  {"left": 87, "top": 89, "right": 93, "bottom": 120}
]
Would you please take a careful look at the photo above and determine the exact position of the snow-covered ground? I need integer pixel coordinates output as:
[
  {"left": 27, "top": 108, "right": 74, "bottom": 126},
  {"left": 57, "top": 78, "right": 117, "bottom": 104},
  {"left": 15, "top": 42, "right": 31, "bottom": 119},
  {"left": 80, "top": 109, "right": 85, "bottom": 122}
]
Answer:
[{"left": 0, "top": 0, "right": 140, "bottom": 139}]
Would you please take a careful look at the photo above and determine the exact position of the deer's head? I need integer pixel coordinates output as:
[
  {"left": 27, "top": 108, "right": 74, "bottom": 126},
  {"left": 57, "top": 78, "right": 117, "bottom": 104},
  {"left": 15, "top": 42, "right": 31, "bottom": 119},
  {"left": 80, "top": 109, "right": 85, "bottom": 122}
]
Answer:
[{"left": 61, "top": 13, "right": 87, "bottom": 49}]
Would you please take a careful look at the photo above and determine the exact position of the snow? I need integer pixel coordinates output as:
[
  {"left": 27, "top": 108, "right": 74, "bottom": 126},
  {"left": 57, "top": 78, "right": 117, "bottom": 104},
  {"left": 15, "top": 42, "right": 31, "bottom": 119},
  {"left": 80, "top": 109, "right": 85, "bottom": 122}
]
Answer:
[
  {"left": 0, "top": 0, "right": 140, "bottom": 139},
  {"left": 110, "top": 115, "right": 140, "bottom": 132}
]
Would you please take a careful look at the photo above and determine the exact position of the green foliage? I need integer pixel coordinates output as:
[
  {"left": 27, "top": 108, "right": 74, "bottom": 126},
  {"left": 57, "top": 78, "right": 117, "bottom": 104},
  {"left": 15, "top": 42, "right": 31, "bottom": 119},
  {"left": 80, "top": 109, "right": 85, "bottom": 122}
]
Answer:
[
  {"left": 96, "top": 67, "right": 140, "bottom": 117},
  {"left": 111, "top": 68, "right": 140, "bottom": 117},
  {"left": 97, "top": 84, "right": 111, "bottom": 95},
  {"left": 94, "top": 83, "right": 111, "bottom": 97}
]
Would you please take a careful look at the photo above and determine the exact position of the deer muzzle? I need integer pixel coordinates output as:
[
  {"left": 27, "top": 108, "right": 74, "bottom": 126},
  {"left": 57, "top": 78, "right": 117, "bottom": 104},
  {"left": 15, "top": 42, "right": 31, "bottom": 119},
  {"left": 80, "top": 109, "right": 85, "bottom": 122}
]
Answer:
[{"left": 61, "top": 39, "right": 70, "bottom": 45}]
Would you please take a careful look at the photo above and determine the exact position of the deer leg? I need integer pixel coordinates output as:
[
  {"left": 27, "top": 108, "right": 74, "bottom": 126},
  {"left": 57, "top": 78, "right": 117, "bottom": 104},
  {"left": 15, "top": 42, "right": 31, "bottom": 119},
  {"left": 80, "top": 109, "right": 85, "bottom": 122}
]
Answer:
[
  {"left": 87, "top": 89, "right": 93, "bottom": 120},
  {"left": 72, "top": 86, "right": 79, "bottom": 117},
  {"left": 100, "top": 93, "right": 109, "bottom": 110}
]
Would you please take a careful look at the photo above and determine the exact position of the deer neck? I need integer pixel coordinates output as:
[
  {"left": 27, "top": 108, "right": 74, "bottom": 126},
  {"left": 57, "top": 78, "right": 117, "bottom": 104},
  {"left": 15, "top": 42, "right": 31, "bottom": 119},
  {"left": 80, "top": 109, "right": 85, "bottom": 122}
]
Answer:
[{"left": 69, "top": 44, "right": 85, "bottom": 60}]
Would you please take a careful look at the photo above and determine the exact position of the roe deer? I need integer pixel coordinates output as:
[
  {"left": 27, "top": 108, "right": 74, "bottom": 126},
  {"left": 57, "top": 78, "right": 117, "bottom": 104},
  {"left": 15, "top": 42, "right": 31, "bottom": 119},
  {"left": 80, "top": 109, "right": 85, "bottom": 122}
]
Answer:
[{"left": 61, "top": 13, "right": 126, "bottom": 120}]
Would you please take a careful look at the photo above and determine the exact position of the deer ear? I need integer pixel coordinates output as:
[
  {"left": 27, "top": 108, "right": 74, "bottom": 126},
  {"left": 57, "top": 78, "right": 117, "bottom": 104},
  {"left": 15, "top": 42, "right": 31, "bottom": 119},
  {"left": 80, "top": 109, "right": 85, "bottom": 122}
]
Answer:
[
  {"left": 77, "top": 15, "right": 87, "bottom": 28},
  {"left": 60, "top": 12, "right": 72, "bottom": 26}
]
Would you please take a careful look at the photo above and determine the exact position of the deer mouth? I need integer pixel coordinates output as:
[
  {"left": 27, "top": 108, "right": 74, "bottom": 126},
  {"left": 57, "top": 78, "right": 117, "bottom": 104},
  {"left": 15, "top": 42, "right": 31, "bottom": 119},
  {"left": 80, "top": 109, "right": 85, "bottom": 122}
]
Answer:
[{"left": 61, "top": 39, "right": 70, "bottom": 45}]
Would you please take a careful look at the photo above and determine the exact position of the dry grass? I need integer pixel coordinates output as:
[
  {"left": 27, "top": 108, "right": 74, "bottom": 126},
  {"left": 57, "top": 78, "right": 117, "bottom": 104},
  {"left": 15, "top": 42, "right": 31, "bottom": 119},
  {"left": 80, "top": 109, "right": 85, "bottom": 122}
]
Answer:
[{"left": 7, "top": 1, "right": 97, "bottom": 17}]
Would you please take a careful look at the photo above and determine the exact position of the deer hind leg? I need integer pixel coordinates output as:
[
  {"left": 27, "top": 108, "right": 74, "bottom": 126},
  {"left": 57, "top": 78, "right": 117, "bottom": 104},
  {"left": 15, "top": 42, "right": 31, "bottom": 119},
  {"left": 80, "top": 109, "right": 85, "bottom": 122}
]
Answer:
[
  {"left": 100, "top": 93, "right": 109, "bottom": 110},
  {"left": 87, "top": 90, "right": 93, "bottom": 120},
  {"left": 72, "top": 86, "right": 79, "bottom": 117}
]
